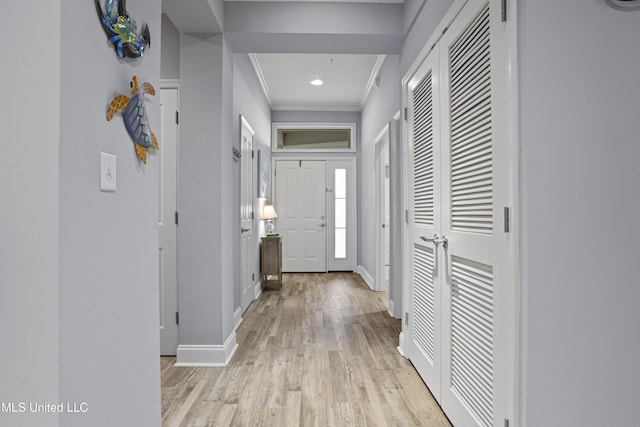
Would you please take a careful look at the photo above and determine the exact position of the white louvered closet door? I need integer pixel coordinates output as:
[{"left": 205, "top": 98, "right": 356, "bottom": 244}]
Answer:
[
  {"left": 439, "top": 1, "right": 512, "bottom": 426},
  {"left": 406, "top": 0, "right": 513, "bottom": 426},
  {"left": 406, "top": 44, "right": 444, "bottom": 402}
]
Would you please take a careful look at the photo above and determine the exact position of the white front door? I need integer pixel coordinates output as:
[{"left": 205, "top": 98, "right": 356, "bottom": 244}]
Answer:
[
  {"left": 275, "top": 160, "right": 326, "bottom": 272},
  {"left": 406, "top": 1, "right": 515, "bottom": 426},
  {"left": 159, "top": 86, "right": 179, "bottom": 356},
  {"left": 240, "top": 117, "right": 255, "bottom": 313}
]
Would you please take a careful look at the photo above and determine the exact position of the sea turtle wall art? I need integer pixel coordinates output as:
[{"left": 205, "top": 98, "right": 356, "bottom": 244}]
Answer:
[{"left": 107, "top": 76, "right": 158, "bottom": 164}]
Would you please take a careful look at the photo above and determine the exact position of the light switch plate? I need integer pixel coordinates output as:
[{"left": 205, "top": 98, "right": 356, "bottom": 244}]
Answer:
[{"left": 100, "top": 152, "right": 116, "bottom": 192}]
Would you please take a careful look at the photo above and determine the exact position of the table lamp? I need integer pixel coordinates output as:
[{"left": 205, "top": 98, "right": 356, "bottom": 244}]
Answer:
[{"left": 261, "top": 204, "right": 278, "bottom": 235}]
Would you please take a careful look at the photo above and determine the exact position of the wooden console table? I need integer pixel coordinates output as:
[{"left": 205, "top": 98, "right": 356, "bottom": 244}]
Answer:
[{"left": 260, "top": 235, "right": 282, "bottom": 289}]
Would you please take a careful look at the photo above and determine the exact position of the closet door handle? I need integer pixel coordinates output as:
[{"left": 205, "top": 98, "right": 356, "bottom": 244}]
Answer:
[{"left": 420, "top": 234, "right": 448, "bottom": 249}]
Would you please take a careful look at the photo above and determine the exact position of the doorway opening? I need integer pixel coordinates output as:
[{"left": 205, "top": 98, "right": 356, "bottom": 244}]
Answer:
[
  {"left": 159, "top": 82, "right": 179, "bottom": 356},
  {"left": 240, "top": 116, "right": 256, "bottom": 314},
  {"left": 374, "top": 125, "right": 391, "bottom": 294}
]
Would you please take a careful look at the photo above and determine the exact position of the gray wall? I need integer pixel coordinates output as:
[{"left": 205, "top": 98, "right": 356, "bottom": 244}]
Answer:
[
  {"left": 357, "top": 0, "right": 451, "bottom": 315},
  {"left": 1, "top": 2, "right": 61, "bottom": 426},
  {"left": 224, "top": 2, "right": 404, "bottom": 54},
  {"left": 359, "top": 55, "right": 401, "bottom": 294},
  {"left": 161, "top": 14, "right": 180, "bottom": 80},
  {"left": 233, "top": 53, "right": 272, "bottom": 300},
  {"left": 519, "top": 1, "right": 640, "bottom": 425},
  {"left": 400, "top": 0, "right": 453, "bottom": 75},
  {"left": 177, "top": 33, "right": 238, "bottom": 346},
  {"left": 165, "top": 32, "right": 273, "bottom": 351},
  {"left": 403, "top": 0, "right": 425, "bottom": 33},
  {"left": 221, "top": 37, "right": 236, "bottom": 340},
  {"left": 272, "top": 111, "right": 360, "bottom": 125},
  {"left": 163, "top": 0, "right": 222, "bottom": 33},
  {"left": 57, "top": 1, "right": 162, "bottom": 425}
]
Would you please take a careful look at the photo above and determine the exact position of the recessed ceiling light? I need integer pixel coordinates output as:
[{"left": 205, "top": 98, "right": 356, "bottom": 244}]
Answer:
[{"left": 310, "top": 78, "right": 324, "bottom": 86}]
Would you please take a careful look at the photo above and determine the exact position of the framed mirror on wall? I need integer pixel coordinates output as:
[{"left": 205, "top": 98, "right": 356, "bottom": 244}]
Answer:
[
  {"left": 272, "top": 123, "right": 356, "bottom": 153},
  {"left": 258, "top": 150, "right": 271, "bottom": 199}
]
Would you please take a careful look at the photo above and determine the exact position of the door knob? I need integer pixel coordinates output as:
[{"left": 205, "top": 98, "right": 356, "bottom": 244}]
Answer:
[
  {"left": 241, "top": 227, "right": 251, "bottom": 233},
  {"left": 419, "top": 234, "right": 448, "bottom": 249},
  {"left": 318, "top": 223, "right": 326, "bottom": 228}
]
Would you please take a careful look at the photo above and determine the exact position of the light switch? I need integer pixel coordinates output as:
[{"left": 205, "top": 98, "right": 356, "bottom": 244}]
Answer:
[{"left": 100, "top": 152, "right": 116, "bottom": 192}]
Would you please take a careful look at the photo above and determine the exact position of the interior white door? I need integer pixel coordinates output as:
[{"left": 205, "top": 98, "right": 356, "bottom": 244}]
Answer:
[
  {"left": 375, "top": 131, "right": 391, "bottom": 292},
  {"left": 159, "top": 86, "right": 179, "bottom": 356},
  {"left": 240, "top": 117, "right": 255, "bottom": 313},
  {"left": 439, "top": 2, "right": 513, "bottom": 425},
  {"left": 406, "top": 43, "right": 443, "bottom": 401},
  {"left": 384, "top": 161, "right": 390, "bottom": 290},
  {"left": 275, "top": 160, "right": 326, "bottom": 272}
]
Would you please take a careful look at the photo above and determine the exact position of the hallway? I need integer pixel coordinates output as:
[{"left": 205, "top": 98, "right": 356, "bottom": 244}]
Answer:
[{"left": 161, "top": 273, "right": 451, "bottom": 426}]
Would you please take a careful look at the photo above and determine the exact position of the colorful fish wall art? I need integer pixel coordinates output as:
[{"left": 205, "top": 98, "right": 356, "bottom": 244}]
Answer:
[
  {"left": 95, "top": 0, "right": 150, "bottom": 58},
  {"left": 107, "top": 76, "right": 158, "bottom": 164}
]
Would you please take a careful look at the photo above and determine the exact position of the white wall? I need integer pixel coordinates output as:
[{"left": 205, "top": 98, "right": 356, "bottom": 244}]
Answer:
[
  {"left": 519, "top": 1, "right": 640, "bottom": 425},
  {"left": 0, "top": 2, "right": 61, "bottom": 426},
  {"left": 57, "top": 0, "right": 161, "bottom": 425}
]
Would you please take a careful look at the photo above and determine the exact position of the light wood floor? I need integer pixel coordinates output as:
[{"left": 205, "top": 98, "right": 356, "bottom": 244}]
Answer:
[{"left": 161, "top": 272, "right": 451, "bottom": 427}]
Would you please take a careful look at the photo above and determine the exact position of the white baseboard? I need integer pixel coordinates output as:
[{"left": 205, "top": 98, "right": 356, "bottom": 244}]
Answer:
[
  {"left": 175, "top": 332, "right": 238, "bottom": 367},
  {"left": 397, "top": 331, "right": 407, "bottom": 359},
  {"left": 233, "top": 306, "right": 243, "bottom": 331},
  {"left": 388, "top": 299, "right": 402, "bottom": 319},
  {"left": 357, "top": 265, "right": 375, "bottom": 291},
  {"left": 254, "top": 280, "right": 262, "bottom": 300}
]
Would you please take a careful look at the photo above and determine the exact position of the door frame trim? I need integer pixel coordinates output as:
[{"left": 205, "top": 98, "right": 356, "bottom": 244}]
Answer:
[
  {"left": 271, "top": 155, "right": 358, "bottom": 273},
  {"left": 374, "top": 123, "right": 390, "bottom": 292},
  {"left": 504, "top": 1, "right": 523, "bottom": 424},
  {"left": 326, "top": 159, "right": 358, "bottom": 272},
  {"left": 159, "top": 80, "right": 180, "bottom": 356},
  {"left": 239, "top": 115, "right": 256, "bottom": 314}
]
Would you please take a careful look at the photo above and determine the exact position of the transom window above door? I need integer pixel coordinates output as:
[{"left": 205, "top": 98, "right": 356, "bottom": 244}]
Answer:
[{"left": 272, "top": 123, "right": 356, "bottom": 153}]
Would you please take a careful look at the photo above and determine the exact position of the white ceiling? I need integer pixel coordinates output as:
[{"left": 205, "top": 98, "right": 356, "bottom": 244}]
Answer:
[{"left": 251, "top": 53, "right": 385, "bottom": 111}]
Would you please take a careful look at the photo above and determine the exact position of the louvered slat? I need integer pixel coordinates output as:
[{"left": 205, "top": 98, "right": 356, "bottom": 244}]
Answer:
[
  {"left": 413, "top": 244, "right": 436, "bottom": 362},
  {"left": 412, "top": 70, "right": 435, "bottom": 226},
  {"left": 449, "top": 4, "right": 493, "bottom": 235},
  {"left": 450, "top": 256, "right": 494, "bottom": 427}
]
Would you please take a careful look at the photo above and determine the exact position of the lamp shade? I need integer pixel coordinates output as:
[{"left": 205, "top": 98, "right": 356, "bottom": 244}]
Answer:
[{"left": 261, "top": 204, "right": 278, "bottom": 220}]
